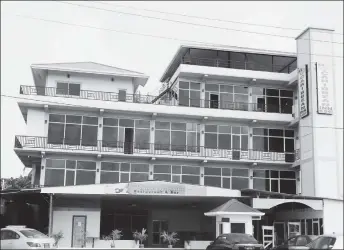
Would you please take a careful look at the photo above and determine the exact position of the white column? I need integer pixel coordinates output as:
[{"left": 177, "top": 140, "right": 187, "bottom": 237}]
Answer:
[
  {"left": 249, "top": 169, "right": 254, "bottom": 189},
  {"left": 200, "top": 82, "right": 205, "bottom": 108},
  {"left": 149, "top": 164, "right": 154, "bottom": 180},
  {"left": 31, "top": 164, "right": 36, "bottom": 185},
  {"left": 200, "top": 124, "right": 205, "bottom": 157},
  {"left": 40, "top": 157, "right": 46, "bottom": 186},
  {"left": 95, "top": 160, "right": 101, "bottom": 184},
  {"left": 248, "top": 86, "right": 253, "bottom": 111},
  {"left": 150, "top": 120, "right": 155, "bottom": 153},
  {"left": 200, "top": 166, "right": 204, "bottom": 185}
]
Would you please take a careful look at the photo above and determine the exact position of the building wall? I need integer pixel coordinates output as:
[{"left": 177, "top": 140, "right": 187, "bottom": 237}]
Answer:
[
  {"left": 26, "top": 108, "right": 46, "bottom": 136},
  {"left": 323, "top": 199, "right": 343, "bottom": 235},
  {"left": 46, "top": 71, "right": 135, "bottom": 95},
  {"left": 52, "top": 207, "right": 101, "bottom": 248}
]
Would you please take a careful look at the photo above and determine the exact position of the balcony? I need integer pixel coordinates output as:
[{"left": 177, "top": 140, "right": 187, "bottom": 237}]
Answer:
[
  {"left": 19, "top": 85, "right": 156, "bottom": 104},
  {"left": 15, "top": 135, "right": 298, "bottom": 164},
  {"left": 181, "top": 57, "right": 297, "bottom": 74}
]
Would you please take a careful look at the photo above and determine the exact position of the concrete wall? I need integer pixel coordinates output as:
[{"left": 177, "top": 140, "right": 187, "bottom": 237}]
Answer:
[
  {"left": 46, "top": 71, "right": 135, "bottom": 95},
  {"left": 52, "top": 207, "right": 101, "bottom": 248},
  {"left": 323, "top": 199, "right": 343, "bottom": 235},
  {"left": 26, "top": 108, "right": 46, "bottom": 136}
]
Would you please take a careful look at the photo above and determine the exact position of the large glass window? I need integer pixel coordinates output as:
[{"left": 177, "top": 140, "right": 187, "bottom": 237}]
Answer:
[
  {"left": 252, "top": 88, "right": 293, "bottom": 114},
  {"left": 155, "top": 121, "right": 200, "bottom": 152},
  {"left": 102, "top": 118, "right": 150, "bottom": 150},
  {"left": 252, "top": 128, "right": 294, "bottom": 153},
  {"left": 56, "top": 82, "right": 81, "bottom": 96},
  {"left": 205, "top": 125, "right": 248, "bottom": 150},
  {"left": 100, "top": 161, "right": 149, "bottom": 183},
  {"left": 178, "top": 81, "right": 201, "bottom": 107},
  {"left": 44, "top": 159, "right": 96, "bottom": 186},
  {"left": 153, "top": 165, "right": 200, "bottom": 185},
  {"left": 253, "top": 169, "right": 297, "bottom": 194},
  {"left": 48, "top": 114, "right": 98, "bottom": 146},
  {"left": 203, "top": 167, "right": 249, "bottom": 190}
]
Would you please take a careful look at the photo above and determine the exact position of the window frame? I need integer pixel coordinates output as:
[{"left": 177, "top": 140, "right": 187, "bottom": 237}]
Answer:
[{"left": 56, "top": 81, "right": 81, "bottom": 96}]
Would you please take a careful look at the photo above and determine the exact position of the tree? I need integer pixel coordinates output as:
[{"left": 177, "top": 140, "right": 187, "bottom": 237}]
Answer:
[{"left": 2, "top": 175, "right": 31, "bottom": 190}]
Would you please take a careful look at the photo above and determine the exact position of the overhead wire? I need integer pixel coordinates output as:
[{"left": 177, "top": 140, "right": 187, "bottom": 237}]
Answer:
[
  {"left": 57, "top": 1, "right": 343, "bottom": 45},
  {"left": 2, "top": 94, "right": 343, "bottom": 130},
  {"left": 96, "top": 1, "right": 344, "bottom": 36},
  {"left": 4, "top": 13, "right": 344, "bottom": 59}
]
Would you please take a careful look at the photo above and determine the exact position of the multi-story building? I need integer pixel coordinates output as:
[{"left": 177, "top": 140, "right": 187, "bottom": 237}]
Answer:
[{"left": 9, "top": 27, "right": 343, "bottom": 248}]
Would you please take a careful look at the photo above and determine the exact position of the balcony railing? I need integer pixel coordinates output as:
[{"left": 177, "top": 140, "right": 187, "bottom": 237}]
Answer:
[
  {"left": 181, "top": 57, "right": 297, "bottom": 73},
  {"left": 19, "top": 85, "right": 156, "bottom": 104},
  {"left": 15, "top": 135, "right": 297, "bottom": 163},
  {"left": 19, "top": 85, "right": 292, "bottom": 115}
]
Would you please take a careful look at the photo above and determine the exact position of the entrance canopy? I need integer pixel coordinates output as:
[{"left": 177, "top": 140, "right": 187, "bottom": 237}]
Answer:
[
  {"left": 204, "top": 199, "right": 264, "bottom": 217},
  {"left": 40, "top": 181, "right": 241, "bottom": 197}
]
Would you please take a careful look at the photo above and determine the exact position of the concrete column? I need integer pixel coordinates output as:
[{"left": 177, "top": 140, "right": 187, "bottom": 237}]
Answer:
[
  {"left": 245, "top": 221, "right": 253, "bottom": 235},
  {"left": 48, "top": 193, "right": 53, "bottom": 237},
  {"left": 249, "top": 169, "right": 254, "bottom": 189},
  {"left": 200, "top": 166, "right": 204, "bottom": 185},
  {"left": 44, "top": 107, "right": 49, "bottom": 137},
  {"left": 31, "top": 164, "right": 36, "bottom": 185},
  {"left": 150, "top": 120, "right": 155, "bottom": 153},
  {"left": 248, "top": 86, "right": 253, "bottom": 111},
  {"left": 248, "top": 126, "right": 253, "bottom": 150},
  {"left": 40, "top": 157, "right": 46, "bottom": 186},
  {"left": 95, "top": 160, "right": 101, "bottom": 184},
  {"left": 199, "top": 124, "right": 205, "bottom": 157},
  {"left": 200, "top": 82, "right": 205, "bottom": 108},
  {"left": 149, "top": 164, "right": 154, "bottom": 180},
  {"left": 98, "top": 115, "right": 103, "bottom": 151}
]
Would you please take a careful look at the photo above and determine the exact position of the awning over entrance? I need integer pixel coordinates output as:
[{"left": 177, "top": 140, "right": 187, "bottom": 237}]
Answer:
[
  {"left": 204, "top": 199, "right": 264, "bottom": 217},
  {"left": 40, "top": 181, "right": 241, "bottom": 197}
]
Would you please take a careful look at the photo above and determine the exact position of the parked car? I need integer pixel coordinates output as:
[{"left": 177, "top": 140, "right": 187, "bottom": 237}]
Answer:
[
  {"left": 206, "top": 233, "right": 263, "bottom": 250},
  {"left": 1, "top": 225, "right": 56, "bottom": 249},
  {"left": 293, "top": 235, "right": 343, "bottom": 249},
  {"left": 274, "top": 235, "right": 314, "bottom": 249}
]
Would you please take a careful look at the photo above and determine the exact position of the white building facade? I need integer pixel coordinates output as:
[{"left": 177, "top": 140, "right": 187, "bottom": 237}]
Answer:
[{"left": 11, "top": 27, "right": 343, "bottom": 248}]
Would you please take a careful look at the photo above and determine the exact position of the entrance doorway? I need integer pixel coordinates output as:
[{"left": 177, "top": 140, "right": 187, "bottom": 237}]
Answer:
[
  {"left": 152, "top": 220, "right": 168, "bottom": 246},
  {"left": 210, "top": 94, "right": 219, "bottom": 109},
  {"left": 274, "top": 222, "right": 285, "bottom": 246},
  {"left": 288, "top": 222, "right": 301, "bottom": 238},
  {"left": 72, "top": 216, "right": 87, "bottom": 248}
]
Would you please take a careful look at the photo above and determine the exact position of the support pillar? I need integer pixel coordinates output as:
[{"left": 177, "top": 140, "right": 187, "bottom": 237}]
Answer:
[{"left": 48, "top": 193, "right": 53, "bottom": 237}]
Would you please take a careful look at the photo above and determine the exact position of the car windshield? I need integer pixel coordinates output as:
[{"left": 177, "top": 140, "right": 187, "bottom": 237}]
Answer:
[
  {"left": 227, "top": 234, "right": 258, "bottom": 244},
  {"left": 20, "top": 229, "right": 48, "bottom": 239}
]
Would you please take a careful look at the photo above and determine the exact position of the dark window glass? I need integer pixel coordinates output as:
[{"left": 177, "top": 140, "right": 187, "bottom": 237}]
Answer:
[
  {"left": 46, "top": 159, "right": 65, "bottom": 169},
  {"left": 218, "top": 125, "right": 231, "bottom": 134},
  {"left": 280, "top": 171, "right": 296, "bottom": 179},
  {"left": 135, "top": 129, "right": 150, "bottom": 149},
  {"left": 301, "top": 220, "right": 306, "bottom": 235},
  {"left": 155, "top": 130, "right": 170, "bottom": 150},
  {"left": 232, "top": 135, "right": 240, "bottom": 149},
  {"left": 269, "top": 137, "right": 284, "bottom": 152},
  {"left": 82, "top": 126, "right": 98, "bottom": 146},
  {"left": 83, "top": 116, "right": 98, "bottom": 125},
  {"left": 154, "top": 165, "right": 171, "bottom": 174},
  {"left": 253, "top": 178, "right": 269, "bottom": 191},
  {"left": 172, "top": 175, "right": 181, "bottom": 183},
  {"left": 65, "top": 170, "right": 75, "bottom": 186},
  {"left": 118, "top": 90, "right": 126, "bottom": 102},
  {"left": 280, "top": 90, "right": 293, "bottom": 97},
  {"left": 205, "top": 84, "right": 219, "bottom": 92},
  {"left": 66, "top": 160, "right": 76, "bottom": 169},
  {"left": 119, "top": 119, "right": 134, "bottom": 127},
  {"left": 232, "top": 169, "right": 249, "bottom": 177},
  {"left": 49, "top": 114, "right": 65, "bottom": 123},
  {"left": 281, "top": 98, "right": 293, "bottom": 114},
  {"left": 280, "top": 179, "right": 296, "bottom": 194},
  {"left": 77, "top": 161, "right": 96, "bottom": 170},
  {"left": 218, "top": 134, "right": 231, "bottom": 149},
  {"left": 171, "top": 131, "right": 186, "bottom": 149},
  {"left": 179, "top": 89, "right": 189, "bottom": 106},
  {"left": 267, "top": 97, "right": 280, "bottom": 113},
  {"left": 204, "top": 167, "right": 221, "bottom": 176},
  {"left": 69, "top": 83, "right": 80, "bottom": 96},
  {"left": 222, "top": 168, "right": 231, "bottom": 176},
  {"left": 181, "top": 175, "right": 199, "bottom": 185},
  {"left": 120, "top": 163, "right": 130, "bottom": 172},
  {"left": 100, "top": 171, "right": 119, "bottom": 184},
  {"left": 271, "top": 171, "right": 279, "bottom": 178},
  {"left": 103, "top": 118, "right": 118, "bottom": 126},
  {"left": 155, "top": 121, "right": 170, "bottom": 130},
  {"left": 319, "top": 219, "right": 323, "bottom": 235},
  {"left": 285, "top": 139, "right": 295, "bottom": 153},
  {"left": 269, "top": 129, "right": 283, "bottom": 137},
  {"left": 172, "top": 165, "right": 181, "bottom": 174},
  {"left": 131, "top": 173, "right": 149, "bottom": 182},
  {"left": 103, "top": 127, "right": 118, "bottom": 147},
  {"left": 121, "top": 173, "right": 129, "bottom": 182},
  {"left": 271, "top": 179, "right": 279, "bottom": 192},
  {"left": 179, "top": 81, "right": 189, "bottom": 89},
  {"left": 205, "top": 125, "right": 217, "bottom": 133},
  {"left": 204, "top": 176, "right": 221, "bottom": 187},
  {"left": 222, "top": 178, "right": 231, "bottom": 188},
  {"left": 65, "top": 124, "right": 81, "bottom": 145},
  {"left": 45, "top": 169, "right": 64, "bottom": 186},
  {"left": 131, "top": 164, "right": 149, "bottom": 173},
  {"left": 101, "top": 162, "right": 119, "bottom": 171},
  {"left": 66, "top": 115, "right": 82, "bottom": 124},
  {"left": 285, "top": 130, "right": 295, "bottom": 138},
  {"left": 313, "top": 222, "right": 319, "bottom": 235},
  {"left": 182, "top": 166, "right": 200, "bottom": 175},
  {"left": 75, "top": 171, "right": 96, "bottom": 185},
  {"left": 253, "top": 136, "right": 268, "bottom": 151},
  {"left": 232, "top": 177, "right": 249, "bottom": 189},
  {"left": 154, "top": 174, "right": 171, "bottom": 182},
  {"left": 253, "top": 170, "right": 269, "bottom": 178},
  {"left": 205, "top": 133, "right": 217, "bottom": 148},
  {"left": 266, "top": 89, "right": 279, "bottom": 96},
  {"left": 190, "top": 91, "right": 201, "bottom": 107},
  {"left": 306, "top": 219, "right": 312, "bottom": 235},
  {"left": 135, "top": 120, "right": 150, "bottom": 128},
  {"left": 241, "top": 135, "right": 248, "bottom": 150},
  {"left": 56, "top": 82, "right": 68, "bottom": 95},
  {"left": 48, "top": 123, "right": 64, "bottom": 144}
]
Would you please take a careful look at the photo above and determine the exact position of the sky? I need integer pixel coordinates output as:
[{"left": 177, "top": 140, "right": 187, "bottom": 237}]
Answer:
[{"left": 1, "top": 1, "right": 343, "bottom": 178}]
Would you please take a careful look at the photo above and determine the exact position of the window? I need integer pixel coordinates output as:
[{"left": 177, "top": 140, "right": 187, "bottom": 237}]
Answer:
[
  {"left": 252, "top": 128, "right": 294, "bottom": 153},
  {"left": 45, "top": 159, "right": 96, "bottom": 186},
  {"left": 178, "top": 81, "right": 201, "bottom": 107},
  {"left": 155, "top": 121, "right": 200, "bottom": 152},
  {"left": 48, "top": 114, "right": 98, "bottom": 146},
  {"left": 118, "top": 90, "right": 127, "bottom": 102},
  {"left": 153, "top": 164, "right": 200, "bottom": 185},
  {"left": 1, "top": 230, "right": 20, "bottom": 240},
  {"left": 204, "top": 125, "right": 248, "bottom": 150},
  {"left": 252, "top": 170, "right": 296, "bottom": 194},
  {"left": 100, "top": 161, "right": 149, "bottom": 183},
  {"left": 56, "top": 82, "right": 80, "bottom": 96}
]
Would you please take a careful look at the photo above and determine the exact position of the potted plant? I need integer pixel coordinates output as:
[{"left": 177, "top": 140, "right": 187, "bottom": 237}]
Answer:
[
  {"left": 52, "top": 231, "right": 63, "bottom": 247},
  {"left": 102, "top": 229, "right": 123, "bottom": 248},
  {"left": 160, "top": 231, "right": 179, "bottom": 248},
  {"left": 133, "top": 228, "right": 148, "bottom": 248}
]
